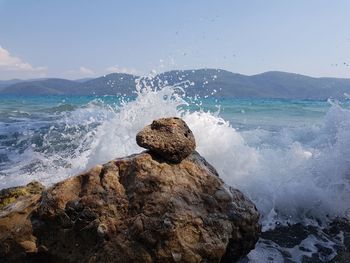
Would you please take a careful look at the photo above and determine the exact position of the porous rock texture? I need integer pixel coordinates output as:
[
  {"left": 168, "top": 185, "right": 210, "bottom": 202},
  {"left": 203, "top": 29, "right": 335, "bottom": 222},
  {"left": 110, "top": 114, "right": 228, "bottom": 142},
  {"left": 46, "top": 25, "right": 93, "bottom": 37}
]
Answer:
[
  {"left": 0, "top": 181, "right": 44, "bottom": 209},
  {"left": 0, "top": 117, "right": 261, "bottom": 263},
  {"left": 136, "top": 117, "right": 196, "bottom": 163}
]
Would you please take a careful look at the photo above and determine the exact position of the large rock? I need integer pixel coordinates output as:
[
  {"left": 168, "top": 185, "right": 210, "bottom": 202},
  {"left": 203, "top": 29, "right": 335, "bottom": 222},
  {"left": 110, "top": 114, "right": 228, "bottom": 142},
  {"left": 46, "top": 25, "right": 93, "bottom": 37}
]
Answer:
[
  {"left": 0, "top": 118, "right": 260, "bottom": 263},
  {"left": 136, "top": 117, "right": 196, "bottom": 163}
]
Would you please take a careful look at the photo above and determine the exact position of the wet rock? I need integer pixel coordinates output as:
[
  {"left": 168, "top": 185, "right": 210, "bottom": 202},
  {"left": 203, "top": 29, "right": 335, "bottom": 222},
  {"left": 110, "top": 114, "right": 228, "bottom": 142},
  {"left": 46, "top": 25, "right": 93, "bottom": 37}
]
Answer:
[
  {"left": 214, "top": 188, "right": 233, "bottom": 203},
  {"left": 0, "top": 181, "right": 44, "bottom": 210},
  {"left": 261, "top": 223, "right": 311, "bottom": 248},
  {"left": 0, "top": 118, "right": 261, "bottom": 262},
  {"left": 329, "top": 218, "right": 350, "bottom": 263},
  {"left": 220, "top": 188, "right": 262, "bottom": 263},
  {"left": 242, "top": 218, "right": 350, "bottom": 263},
  {"left": 0, "top": 193, "right": 41, "bottom": 262},
  {"left": 136, "top": 117, "right": 196, "bottom": 163}
]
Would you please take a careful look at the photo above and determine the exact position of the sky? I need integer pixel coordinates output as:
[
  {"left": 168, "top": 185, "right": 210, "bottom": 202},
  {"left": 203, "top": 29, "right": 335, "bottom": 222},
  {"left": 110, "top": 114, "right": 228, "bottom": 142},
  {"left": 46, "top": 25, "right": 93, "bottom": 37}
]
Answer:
[{"left": 0, "top": 0, "right": 349, "bottom": 80}]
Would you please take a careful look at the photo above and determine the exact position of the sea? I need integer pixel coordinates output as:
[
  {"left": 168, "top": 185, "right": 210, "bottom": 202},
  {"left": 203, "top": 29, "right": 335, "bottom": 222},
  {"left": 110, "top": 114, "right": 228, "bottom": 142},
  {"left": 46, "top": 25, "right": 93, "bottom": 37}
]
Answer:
[{"left": 1, "top": 83, "right": 350, "bottom": 262}]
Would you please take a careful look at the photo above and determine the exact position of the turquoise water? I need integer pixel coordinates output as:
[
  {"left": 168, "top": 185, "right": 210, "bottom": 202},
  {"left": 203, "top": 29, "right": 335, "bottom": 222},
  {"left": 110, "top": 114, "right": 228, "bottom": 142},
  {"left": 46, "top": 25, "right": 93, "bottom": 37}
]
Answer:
[
  {"left": 199, "top": 98, "right": 333, "bottom": 129},
  {"left": 0, "top": 94, "right": 341, "bottom": 127}
]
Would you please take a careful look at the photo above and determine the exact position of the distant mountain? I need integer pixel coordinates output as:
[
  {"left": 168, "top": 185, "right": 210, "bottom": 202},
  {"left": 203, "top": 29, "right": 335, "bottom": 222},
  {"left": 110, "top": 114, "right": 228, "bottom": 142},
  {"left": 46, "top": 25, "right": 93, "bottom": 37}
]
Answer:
[
  {"left": 0, "top": 78, "right": 53, "bottom": 91},
  {"left": 1, "top": 79, "right": 81, "bottom": 95},
  {"left": 156, "top": 69, "right": 350, "bottom": 99},
  {"left": 74, "top": 77, "right": 94, "bottom": 83},
  {"left": 0, "top": 74, "right": 137, "bottom": 96},
  {"left": 79, "top": 73, "right": 137, "bottom": 95},
  {"left": 0, "top": 79, "right": 26, "bottom": 90},
  {"left": 1, "top": 69, "right": 350, "bottom": 99}
]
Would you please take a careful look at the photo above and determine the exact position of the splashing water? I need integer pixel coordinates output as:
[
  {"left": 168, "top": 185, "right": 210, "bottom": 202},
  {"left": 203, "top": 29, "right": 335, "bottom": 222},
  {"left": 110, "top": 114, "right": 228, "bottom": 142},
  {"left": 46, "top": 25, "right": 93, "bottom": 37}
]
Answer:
[{"left": 1, "top": 80, "right": 350, "bottom": 262}]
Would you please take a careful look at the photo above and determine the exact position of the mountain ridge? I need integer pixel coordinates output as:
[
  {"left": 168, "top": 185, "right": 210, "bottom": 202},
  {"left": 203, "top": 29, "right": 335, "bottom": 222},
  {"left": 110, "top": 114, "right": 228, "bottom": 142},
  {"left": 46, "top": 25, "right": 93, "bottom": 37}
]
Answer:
[{"left": 1, "top": 69, "right": 350, "bottom": 99}]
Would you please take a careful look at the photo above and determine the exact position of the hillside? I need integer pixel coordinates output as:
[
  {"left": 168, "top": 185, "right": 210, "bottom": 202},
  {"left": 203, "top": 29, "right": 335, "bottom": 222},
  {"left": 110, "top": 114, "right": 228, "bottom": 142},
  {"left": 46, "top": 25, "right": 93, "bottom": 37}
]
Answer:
[
  {"left": 0, "top": 79, "right": 25, "bottom": 90},
  {"left": 1, "top": 79, "right": 81, "bottom": 95},
  {"left": 1, "top": 69, "right": 350, "bottom": 99},
  {"left": 79, "top": 73, "right": 137, "bottom": 95},
  {"left": 156, "top": 69, "right": 350, "bottom": 99}
]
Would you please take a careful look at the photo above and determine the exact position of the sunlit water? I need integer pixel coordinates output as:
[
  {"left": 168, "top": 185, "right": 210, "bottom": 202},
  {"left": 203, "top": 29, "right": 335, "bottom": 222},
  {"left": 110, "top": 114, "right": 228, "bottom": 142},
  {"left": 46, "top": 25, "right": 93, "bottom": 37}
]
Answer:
[{"left": 1, "top": 84, "right": 350, "bottom": 262}]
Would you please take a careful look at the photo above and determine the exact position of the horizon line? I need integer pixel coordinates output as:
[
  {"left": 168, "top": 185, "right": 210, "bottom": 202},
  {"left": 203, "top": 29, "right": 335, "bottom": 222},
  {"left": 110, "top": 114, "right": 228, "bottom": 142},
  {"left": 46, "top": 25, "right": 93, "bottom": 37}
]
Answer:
[{"left": 1, "top": 68, "right": 350, "bottom": 82}]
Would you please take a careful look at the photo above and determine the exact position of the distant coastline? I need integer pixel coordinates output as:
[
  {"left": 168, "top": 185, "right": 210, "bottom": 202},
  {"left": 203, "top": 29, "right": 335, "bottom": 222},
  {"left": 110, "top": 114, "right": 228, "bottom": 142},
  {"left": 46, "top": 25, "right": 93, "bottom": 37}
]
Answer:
[{"left": 1, "top": 69, "right": 350, "bottom": 99}]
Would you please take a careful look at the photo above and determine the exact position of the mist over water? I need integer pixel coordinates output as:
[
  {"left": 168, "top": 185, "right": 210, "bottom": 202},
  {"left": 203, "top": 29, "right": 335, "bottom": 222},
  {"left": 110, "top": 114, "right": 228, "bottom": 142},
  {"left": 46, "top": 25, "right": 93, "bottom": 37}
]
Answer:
[{"left": 1, "top": 82, "right": 350, "bottom": 262}]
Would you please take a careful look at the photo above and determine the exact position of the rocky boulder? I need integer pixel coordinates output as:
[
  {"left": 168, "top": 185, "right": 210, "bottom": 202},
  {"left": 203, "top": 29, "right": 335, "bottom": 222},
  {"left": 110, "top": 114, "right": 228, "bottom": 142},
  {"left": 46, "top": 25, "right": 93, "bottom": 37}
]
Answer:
[
  {"left": 0, "top": 117, "right": 260, "bottom": 262},
  {"left": 136, "top": 117, "right": 196, "bottom": 163}
]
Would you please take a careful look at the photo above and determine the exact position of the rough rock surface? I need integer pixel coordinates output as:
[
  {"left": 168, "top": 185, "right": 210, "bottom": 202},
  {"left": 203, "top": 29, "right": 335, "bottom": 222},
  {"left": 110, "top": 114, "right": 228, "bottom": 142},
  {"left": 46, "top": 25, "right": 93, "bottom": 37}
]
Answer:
[
  {"left": 329, "top": 218, "right": 350, "bottom": 263},
  {"left": 0, "top": 118, "right": 261, "bottom": 263},
  {"left": 136, "top": 117, "right": 196, "bottom": 163},
  {"left": 0, "top": 181, "right": 44, "bottom": 209}
]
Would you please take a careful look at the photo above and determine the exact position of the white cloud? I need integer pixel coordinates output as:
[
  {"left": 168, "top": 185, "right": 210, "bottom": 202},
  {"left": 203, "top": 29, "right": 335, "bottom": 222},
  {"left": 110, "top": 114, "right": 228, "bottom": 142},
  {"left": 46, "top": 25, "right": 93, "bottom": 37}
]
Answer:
[
  {"left": 79, "top": 66, "right": 95, "bottom": 76},
  {"left": 0, "top": 46, "right": 47, "bottom": 73},
  {"left": 105, "top": 65, "right": 138, "bottom": 75}
]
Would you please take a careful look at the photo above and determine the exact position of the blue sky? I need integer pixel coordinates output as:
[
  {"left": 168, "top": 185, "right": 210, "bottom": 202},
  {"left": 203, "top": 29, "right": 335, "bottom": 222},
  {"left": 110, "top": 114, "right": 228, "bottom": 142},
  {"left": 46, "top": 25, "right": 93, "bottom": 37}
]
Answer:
[{"left": 0, "top": 0, "right": 349, "bottom": 79}]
